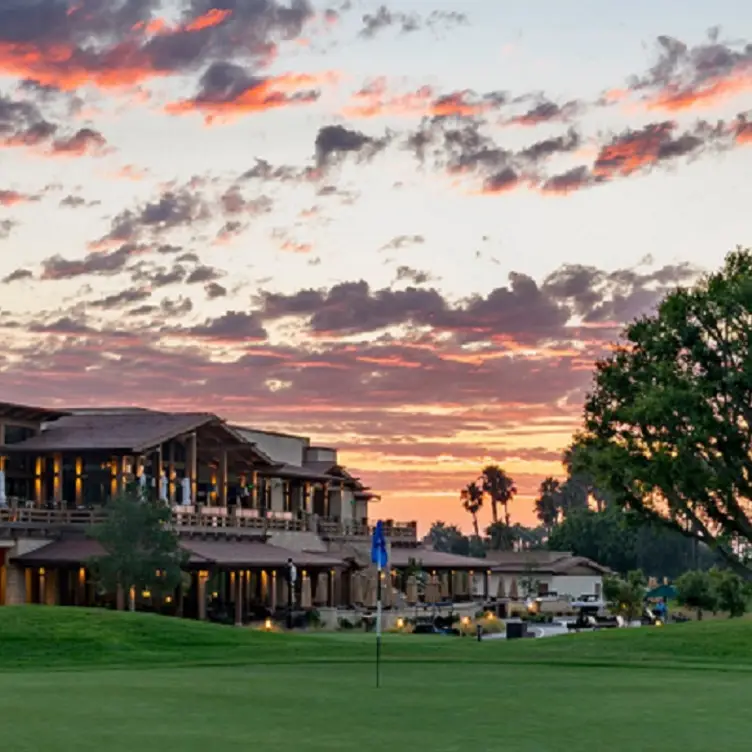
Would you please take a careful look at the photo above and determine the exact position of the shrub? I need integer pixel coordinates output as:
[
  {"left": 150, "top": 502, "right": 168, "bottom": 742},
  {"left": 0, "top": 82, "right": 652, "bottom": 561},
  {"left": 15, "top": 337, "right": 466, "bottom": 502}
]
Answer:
[
  {"left": 676, "top": 570, "right": 718, "bottom": 620},
  {"left": 711, "top": 569, "right": 749, "bottom": 618}
]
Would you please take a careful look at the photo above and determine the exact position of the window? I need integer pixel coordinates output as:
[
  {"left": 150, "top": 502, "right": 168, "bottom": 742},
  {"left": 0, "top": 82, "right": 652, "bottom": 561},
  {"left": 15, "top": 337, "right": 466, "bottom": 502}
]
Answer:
[{"left": 537, "top": 582, "right": 550, "bottom": 596}]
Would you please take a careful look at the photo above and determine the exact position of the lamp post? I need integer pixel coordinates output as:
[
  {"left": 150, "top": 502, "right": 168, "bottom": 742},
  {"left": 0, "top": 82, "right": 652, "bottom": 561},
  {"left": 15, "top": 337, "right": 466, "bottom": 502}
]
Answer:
[{"left": 287, "top": 557, "right": 297, "bottom": 630}]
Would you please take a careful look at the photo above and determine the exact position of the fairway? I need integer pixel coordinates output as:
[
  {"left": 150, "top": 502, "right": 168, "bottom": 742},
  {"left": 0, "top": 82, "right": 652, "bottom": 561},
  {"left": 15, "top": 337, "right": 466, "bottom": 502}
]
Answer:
[{"left": 1, "top": 609, "right": 751, "bottom": 751}]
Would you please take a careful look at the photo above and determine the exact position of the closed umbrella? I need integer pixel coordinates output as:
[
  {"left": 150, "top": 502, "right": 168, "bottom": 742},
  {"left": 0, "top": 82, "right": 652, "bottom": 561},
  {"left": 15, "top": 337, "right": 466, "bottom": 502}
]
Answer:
[
  {"left": 496, "top": 576, "right": 506, "bottom": 599},
  {"left": 181, "top": 477, "right": 192, "bottom": 506},
  {"left": 405, "top": 575, "right": 418, "bottom": 605},
  {"left": 279, "top": 577, "right": 288, "bottom": 608},
  {"left": 0, "top": 469, "right": 6, "bottom": 507},
  {"left": 425, "top": 580, "right": 439, "bottom": 604},
  {"left": 159, "top": 474, "right": 168, "bottom": 502},
  {"left": 139, "top": 473, "right": 147, "bottom": 493},
  {"left": 365, "top": 571, "right": 377, "bottom": 608},
  {"left": 315, "top": 572, "right": 329, "bottom": 606},
  {"left": 452, "top": 571, "right": 463, "bottom": 599},
  {"left": 382, "top": 573, "right": 392, "bottom": 608},
  {"left": 509, "top": 578, "right": 519, "bottom": 600},
  {"left": 351, "top": 572, "right": 364, "bottom": 605},
  {"left": 440, "top": 572, "right": 450, "bottom": 600},
  {"left": 301, "top": 575, "right": 312, "bottom": 609}
]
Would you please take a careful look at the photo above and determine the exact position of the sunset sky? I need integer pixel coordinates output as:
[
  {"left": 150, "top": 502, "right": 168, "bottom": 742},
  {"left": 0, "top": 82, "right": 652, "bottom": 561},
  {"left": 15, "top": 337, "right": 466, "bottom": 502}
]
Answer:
[{"left": 1, "top": 1, "right": 751, "bottom": 534}]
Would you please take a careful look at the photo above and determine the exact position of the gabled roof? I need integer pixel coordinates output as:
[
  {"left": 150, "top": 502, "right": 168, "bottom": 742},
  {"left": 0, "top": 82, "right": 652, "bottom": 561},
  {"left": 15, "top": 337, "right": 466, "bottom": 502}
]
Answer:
[
  {"left": 257, "top": 463, "right": 333, "bottom": 482},
  {"left": 4, "top": 411, "right": 223, "bottom": 453},
  {"left": 487, "top": 550, "right": 610, "bottom": 575}
]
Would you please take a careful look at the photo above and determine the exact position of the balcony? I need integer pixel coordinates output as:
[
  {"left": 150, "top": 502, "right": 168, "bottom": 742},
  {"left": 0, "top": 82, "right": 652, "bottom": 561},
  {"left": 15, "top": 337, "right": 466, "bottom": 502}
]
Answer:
[{"left": 0, "top": 506, "right": 418, "bottom": 544}]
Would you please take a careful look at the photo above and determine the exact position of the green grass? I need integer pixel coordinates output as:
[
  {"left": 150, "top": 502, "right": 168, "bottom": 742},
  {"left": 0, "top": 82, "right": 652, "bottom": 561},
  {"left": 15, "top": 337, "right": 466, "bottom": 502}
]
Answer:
[{"left": 0, "top": 607, "right": 751, "bottom": 751}]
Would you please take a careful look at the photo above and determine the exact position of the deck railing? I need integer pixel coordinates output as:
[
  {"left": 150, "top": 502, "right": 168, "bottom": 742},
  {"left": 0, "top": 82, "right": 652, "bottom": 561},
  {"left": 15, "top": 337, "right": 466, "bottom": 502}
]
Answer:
[{"left": 0, "top": 505, "right": 417, "bottom": 542}]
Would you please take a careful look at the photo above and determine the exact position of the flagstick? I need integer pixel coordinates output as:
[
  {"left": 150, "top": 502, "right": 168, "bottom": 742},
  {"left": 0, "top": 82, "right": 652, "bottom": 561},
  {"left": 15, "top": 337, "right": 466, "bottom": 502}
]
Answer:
[{"left": 376, "top": 560, "right": 382, "bottom": 689}]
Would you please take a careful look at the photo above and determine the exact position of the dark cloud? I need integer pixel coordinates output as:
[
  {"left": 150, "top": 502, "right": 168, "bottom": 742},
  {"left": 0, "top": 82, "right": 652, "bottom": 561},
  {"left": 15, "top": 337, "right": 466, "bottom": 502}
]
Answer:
[
  {"left": 517, "top": 128, "right": 581, "bottom": 163},
  {"left": 205, "top": 281, "right": 227, "bottom": 299},
  {"left": 220, "top": 186, "right": 272, "bottom": 215},
  {"left": 395, "top": 265, "right": 431, "bottom": 284},
  {"left": 315, "top": 124, "right": 390, "bottom": 167},
  {"left": 41, "top": 244, "right": 143, "bottom": 280},
  {"left": 482, "top": 167, "right": 522, "bottom": 194},
  {"left": 185, "top": 310, "right": 267, "bottom": 341},
  {"left": 506, "top": 100, "right": 581, "bottom": 126},
  {"left": 381, "top": 234, "right": 425, "bottom": 250},
  {"left": 186, "top": 264, "right": 223, "bottom": 284},
  {"left": 629, "top": 30, "right": 752, "bottom": 111},
  {"left": 2, "top": 267, "right": 32, "bottom": 283},
  {"left": 89, "top": 288, "right": 151, "bottom": 310},
  {"left": 92, "top": 186, "right": 210, "bottom": 248},
  {"left": 0, "top": 219, "right": 16, "bottom": 239},
  {"left": 130, "top": 262, "right": 188, "bottom": 288},
  {"left": 166, "top": 60, "right": 321, "bottom": 121},
  {"left": 51, "top": 127, "right": 108, "bottom": 156},
  {"left": 253, "top": 260, "right": 698, "bottom": 342},
  {"left": 540, "top": 166, "right": 596, "bottom": 195},
  {"left": 0, "top": 0, "right": 316, "bottom": 90},
  {"left": 359, "top": 6, "right": 466, "bottom": 38}
]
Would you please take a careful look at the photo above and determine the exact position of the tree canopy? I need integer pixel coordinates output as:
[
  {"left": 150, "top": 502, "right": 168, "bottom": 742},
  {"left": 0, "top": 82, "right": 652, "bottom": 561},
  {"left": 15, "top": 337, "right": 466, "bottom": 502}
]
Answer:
[
  {"left": 571, "top": 248, "right": 752, "bottom": 576},
  {"left": 88, "top": 487, "right": 187, "bottom": 610}
]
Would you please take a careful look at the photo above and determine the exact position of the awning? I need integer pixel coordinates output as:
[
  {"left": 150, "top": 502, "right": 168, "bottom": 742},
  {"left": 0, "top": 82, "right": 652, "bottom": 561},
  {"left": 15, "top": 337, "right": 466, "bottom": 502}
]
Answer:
[{"left": 13, "top": 537, "right": 345, "bottom": 570}]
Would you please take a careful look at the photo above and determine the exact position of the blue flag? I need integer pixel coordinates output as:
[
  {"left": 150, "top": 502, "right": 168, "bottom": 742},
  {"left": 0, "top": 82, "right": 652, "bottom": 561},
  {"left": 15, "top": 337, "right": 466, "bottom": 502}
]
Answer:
[{"left": 371, "top": 520, "right": 388, "bottom": 569}]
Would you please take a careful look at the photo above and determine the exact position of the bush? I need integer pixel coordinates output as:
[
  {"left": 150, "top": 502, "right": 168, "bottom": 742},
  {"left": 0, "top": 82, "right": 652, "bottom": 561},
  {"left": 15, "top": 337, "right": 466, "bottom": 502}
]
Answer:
[
  {"left": 710, "top": 569, "right": 749, "bottom": 618},
  {"left": 676, "top": 570, "right": 718, "bottom": 619}
]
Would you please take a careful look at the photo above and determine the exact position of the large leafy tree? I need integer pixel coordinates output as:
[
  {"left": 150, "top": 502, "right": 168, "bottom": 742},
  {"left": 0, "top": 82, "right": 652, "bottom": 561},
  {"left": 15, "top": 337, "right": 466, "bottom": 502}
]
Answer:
[
  {"left": 572, "top": 248, "right": 752, "bottom": 576},
  {"left": 460, "top": 482, "right": 484, "bottom": 538},
  {"left": 427, "top": 521, "right": 470, "bottom": 555},
  {"left": 481, "top": 465, "right": 516, "bottom": 525},
  {"left": 88, "top": 487, "right": 187, "bottom": 611},
  {"left": 485, "top": 521, "right": 516, "bottom": 551}
]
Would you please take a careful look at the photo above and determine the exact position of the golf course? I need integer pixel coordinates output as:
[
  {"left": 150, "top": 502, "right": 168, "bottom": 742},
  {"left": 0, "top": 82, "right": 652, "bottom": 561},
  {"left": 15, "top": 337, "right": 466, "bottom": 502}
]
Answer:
[{"left": 0, "top": 608, "right": 750, "bottom": 751}]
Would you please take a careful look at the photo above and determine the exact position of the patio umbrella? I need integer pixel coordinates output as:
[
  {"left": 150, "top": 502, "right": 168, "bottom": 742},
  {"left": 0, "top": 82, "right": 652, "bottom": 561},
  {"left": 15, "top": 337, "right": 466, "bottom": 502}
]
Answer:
[
  {"left": 181, "top": 477, "right": 192, "bottom": 506},
  {"left": 301, "top": 575, "right": 312, "bottom": 609},
  {"left": 425, "top": 581, "right": 439, "bottom": 604},
  {"left": 159, "top": 473, "right": 168, "bottom": 502},
  {"left": 440, "top": 572, "right": 450, "bottom": 599},
  {"left": 381, "top": 574, "right": 393, "bottom": 608},
  {"left": 405, "top": 575, "right": 418, "bottom": 605},
  {"left": 509, "top": 578, "right": 519, "bottom": 600},
  {"left": 351, "top": 572, "right": 364, "bottom": 605},
  {"left": 0, "top": 469, "right": 6, "bottom": 507},
  {"left": 315, "top": 571, "right": 329, "bottom": 606},
  {"left": 496, "top": 576, "right": 506, "bottom": 599},
  {"left": 365, "top": 571, "right": 377, "bottom": 608},
  {"left": 139, "top": 473, "right": 147, "bottom": 492},
  {"left": 452, "top": 571, "right": 463, "bottom": 598}
]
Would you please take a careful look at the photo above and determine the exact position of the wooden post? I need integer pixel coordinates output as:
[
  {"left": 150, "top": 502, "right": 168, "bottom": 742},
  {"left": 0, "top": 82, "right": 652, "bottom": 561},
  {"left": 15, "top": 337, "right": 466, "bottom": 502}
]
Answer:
[
  {"left": 154, "top": 446, "right": 163, "bottom": 502},
  {"left": 219, "top": 449, "right": 228, "bottom": 507},
  {"left": 197, "top": 571, "right": 208, "bottom": 621},
  {"left": 234, "top": 571, "right": 243, "bottom": 626},
  {"left": 188, "top": 433, "right": 197, "bottom": 503}
]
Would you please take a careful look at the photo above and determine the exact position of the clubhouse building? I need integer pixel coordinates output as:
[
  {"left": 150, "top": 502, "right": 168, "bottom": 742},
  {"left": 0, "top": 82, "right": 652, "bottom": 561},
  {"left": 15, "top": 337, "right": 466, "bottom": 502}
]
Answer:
[{"left": 0, "top": 401, "right": 491, "bottom": 621}]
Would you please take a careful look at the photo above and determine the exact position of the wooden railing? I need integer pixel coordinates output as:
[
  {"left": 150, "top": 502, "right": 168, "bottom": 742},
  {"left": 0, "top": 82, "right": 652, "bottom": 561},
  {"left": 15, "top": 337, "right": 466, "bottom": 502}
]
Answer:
[{"left": 0, "top": 506, "right": 417, "bottom": 542}]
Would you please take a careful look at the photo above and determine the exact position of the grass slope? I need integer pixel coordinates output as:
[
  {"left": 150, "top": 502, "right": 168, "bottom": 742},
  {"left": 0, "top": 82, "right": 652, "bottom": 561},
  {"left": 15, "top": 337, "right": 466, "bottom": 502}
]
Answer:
[
  {"left": 0, "top": 605, "right": 750, "bottom": 672},
  {"left": 1, "top": 608, "right": 751, "bottom": 751}
]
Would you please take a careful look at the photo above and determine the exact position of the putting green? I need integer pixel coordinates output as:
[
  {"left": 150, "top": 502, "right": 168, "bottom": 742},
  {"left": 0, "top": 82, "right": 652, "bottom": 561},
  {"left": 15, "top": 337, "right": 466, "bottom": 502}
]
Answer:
[{"left": 0, "top": 608, "right": 750, "bottom": 751}]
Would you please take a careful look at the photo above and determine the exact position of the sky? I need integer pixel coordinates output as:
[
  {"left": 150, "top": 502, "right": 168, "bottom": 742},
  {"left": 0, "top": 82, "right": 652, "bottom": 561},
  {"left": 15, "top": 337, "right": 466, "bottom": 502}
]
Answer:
[{"left": 0, "top": 0, "right": 751, "bottom": 535}]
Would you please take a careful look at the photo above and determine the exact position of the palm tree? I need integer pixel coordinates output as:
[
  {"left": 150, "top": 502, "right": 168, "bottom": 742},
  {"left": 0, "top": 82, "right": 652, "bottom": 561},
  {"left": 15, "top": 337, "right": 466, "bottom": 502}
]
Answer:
[
  {"left": 481, "top": 465, "right": 517, "bottom": 525},
  {"left": 460, "top": 482, "right": 483, "bottom": 538},
  {"left": 534, "top": 476, "right": 561, "bottom": 530}
]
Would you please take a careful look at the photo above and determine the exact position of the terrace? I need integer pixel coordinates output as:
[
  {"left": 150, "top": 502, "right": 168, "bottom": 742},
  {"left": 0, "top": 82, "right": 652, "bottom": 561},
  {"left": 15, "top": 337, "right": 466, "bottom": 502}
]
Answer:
[{"left": 0, "top": 505, "right": 418, "bottom": 543}]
